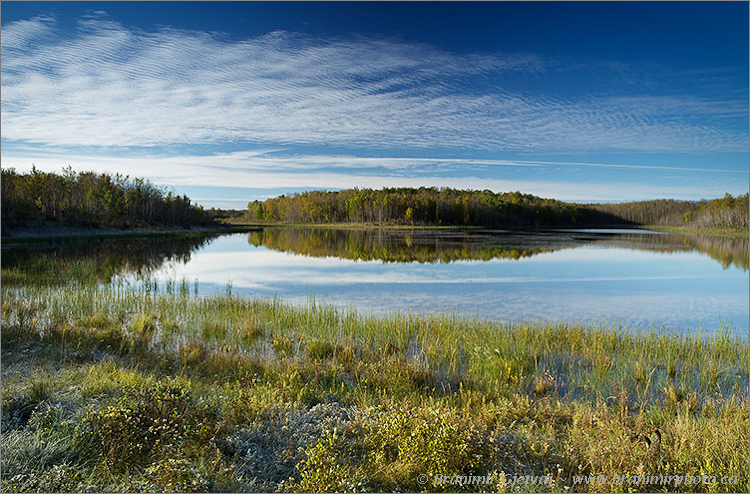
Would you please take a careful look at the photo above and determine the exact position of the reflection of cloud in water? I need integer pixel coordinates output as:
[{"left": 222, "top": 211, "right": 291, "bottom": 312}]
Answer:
[
  {"left": 144, "top": 247, "right": 730, "bottom": 287},
  {"left": 141, "top": 234, "right": 748, "bottom": 334},
  {"left": 246, "top": 227, "right": 749, "bottom": 270}
]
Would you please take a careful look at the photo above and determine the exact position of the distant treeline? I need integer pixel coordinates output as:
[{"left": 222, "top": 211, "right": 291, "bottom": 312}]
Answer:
[
  {"left": 248, "top": 188, "right": 626, "bottom": 228},
  {"left": 592, "top": 194, "right": 749, "bottom": 231},
  {"left": 248, "top": 188, "right": 749, "bottom": 231},
  {"left": 1, "top": 168, "right": 214, "bottom": 229}
]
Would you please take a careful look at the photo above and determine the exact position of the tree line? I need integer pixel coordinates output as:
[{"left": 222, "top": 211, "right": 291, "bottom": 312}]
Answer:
[
  {"left": 3, "top": 168, "right": 745, "bottom": 233},
  {"left": 1, "top": 167, "right": 214, "bottom": 230},
  {"left": 592, "top": 194, "right": 749, "bottom": 231},
  {"left": 247, "top": 188, "right": 626, "bottom": 228},
  {"left": 247, "top": 188, "right": 748, "bottom": 231}
]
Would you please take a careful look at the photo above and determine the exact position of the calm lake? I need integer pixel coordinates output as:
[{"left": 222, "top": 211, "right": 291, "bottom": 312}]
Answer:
[{"left": 7, "top": 227, "right": 746, "bottom": 335}]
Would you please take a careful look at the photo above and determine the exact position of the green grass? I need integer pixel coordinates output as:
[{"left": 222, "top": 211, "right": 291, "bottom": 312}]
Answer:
[
  {"left": 3, "top": 224, "right": 259, "bottom": 244},
  {"left": 643, "top": 225, "right": 749, "bottom": 237},
  {"left": 1, "top": 282, "right": 748, "bottom": 492}
]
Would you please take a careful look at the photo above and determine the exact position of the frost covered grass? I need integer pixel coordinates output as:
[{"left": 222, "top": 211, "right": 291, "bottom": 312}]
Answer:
[{"left": 1, "top": 283, "right": 748, "bottom": 492}]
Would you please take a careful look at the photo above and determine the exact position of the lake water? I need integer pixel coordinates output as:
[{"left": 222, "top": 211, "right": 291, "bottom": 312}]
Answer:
[
  {"left": 100, "top": 227, "right": 747, "bottom": 335},
  {"left": 3, "top": 227, "right": 747, "bottom": 334}
]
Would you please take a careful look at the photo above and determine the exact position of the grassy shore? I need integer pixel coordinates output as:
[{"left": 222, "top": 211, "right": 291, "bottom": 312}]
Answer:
[
  {"left": 2, "top": 220, "right": 260, "bottom": 244},
  {"left": 224, "top": 217, "right": 749, "bottom": 236},
  {"left": 1, "top": 281, "right": 747, "bottom": 493},
  {"left": 642, "top": 225, "right": 749, "bottom": 237}
]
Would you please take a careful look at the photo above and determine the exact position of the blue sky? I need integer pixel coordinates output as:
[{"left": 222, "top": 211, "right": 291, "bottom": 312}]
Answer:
[{"left": 2, "top": 1, "right": 748, "bottom": 209}]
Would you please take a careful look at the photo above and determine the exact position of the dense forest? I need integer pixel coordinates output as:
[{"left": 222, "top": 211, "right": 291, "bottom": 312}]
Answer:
[
  {"left": 1, "top": 168, "right": 213, "bottom": 230},
  {"left": 592, "top": 194, "right": 749, "bottom": 231},
  {"left": 247, "top": 188, "right": 749, "bottom": 231},
  {"left": 247, "top": 188, "right": 626, "bottom": 228},
  {"left": 3, "top": 169, "right": 745, "bottom": 233}
]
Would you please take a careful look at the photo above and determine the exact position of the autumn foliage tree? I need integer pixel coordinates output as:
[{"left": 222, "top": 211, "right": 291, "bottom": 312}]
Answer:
[
  {"left": 2, "top": 167, "right": 213, "bottom": 230},
  {"left": 592, "top": 194, "right": 748, "bottom": 231},
  {"left": 247, "top": 188, "right": 748, "bottom": 231},
  {"left": 247, "top": 188, "right": 626, "bottom": 228}
]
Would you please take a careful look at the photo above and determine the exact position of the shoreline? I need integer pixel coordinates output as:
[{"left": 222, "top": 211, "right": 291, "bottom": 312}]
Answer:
[
  {"left": 643, "top": 225, "right": 749, "bottom": 237},
  {"left": 224, "top": 218, "right": 750, "bottom": 235},
  {"left": 3, "top": 220, "right": 745, "bottom": 246},
  {"left": 1, "top": 221, "right": 260, "bottom": 244}
]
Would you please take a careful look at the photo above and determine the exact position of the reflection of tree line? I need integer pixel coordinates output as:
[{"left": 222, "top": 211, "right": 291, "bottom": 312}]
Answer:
[
  {"left": 5, "top": 228, "right": 745, "bottom": 287},
  {"left": 249, "top": 228, "right": 749, "bottom": 271},
  {"left": 249, "top": 228, "right": 580, "bottom": 264},
  {"left": 583, "top": 233, "right": 749, "bottom": 271},
  {"left": 683, "top": 234, "right": 748, "bottom": 270},
  {"left": 2, "top": 235, "right": 219, "bottom": 285}
]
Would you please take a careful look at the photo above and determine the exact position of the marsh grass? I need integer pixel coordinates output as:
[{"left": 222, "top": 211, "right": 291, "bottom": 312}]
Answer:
[{"left": 1, "top": 281, "right": 748, "bottom": 492}]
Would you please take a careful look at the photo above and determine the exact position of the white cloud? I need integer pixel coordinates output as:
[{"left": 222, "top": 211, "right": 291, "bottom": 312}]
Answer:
[
  {"left": 2, "top": 15, "right": 747, "bottom": 153},
  {"left": 143, "top": 248, "right": 718, "bottom": 288},
  {"left": 3, "top": 150, "right": 744, "bottom": 203}
]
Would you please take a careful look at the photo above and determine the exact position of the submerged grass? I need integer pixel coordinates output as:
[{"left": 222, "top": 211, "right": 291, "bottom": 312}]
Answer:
[{"left": 1, "top": 281, "right": 748, "bottom": 492}]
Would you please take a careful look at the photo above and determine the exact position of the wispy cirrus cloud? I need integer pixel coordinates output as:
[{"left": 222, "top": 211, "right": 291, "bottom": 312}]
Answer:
[{"left": 2, "top": 14, "right": 747, "bottom": 153}]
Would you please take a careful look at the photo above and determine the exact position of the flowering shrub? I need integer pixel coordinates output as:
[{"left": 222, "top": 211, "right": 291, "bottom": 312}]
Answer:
[
  {"left": 141, "top": 457, "right": 210, "bottom": 493},
  {"left": 227, "top": 402, "right": 354, "bottom": 490},
  {"left": 364, "top": 405, "right": 495, "bottom": 491},
  {"left": 84, "top": 400, "right": 152, "bottom": 472},
  {"left": 84, "top": 379, "right": 206, "bottom": 473},
  {"left": 3, "top": 465, "right": 84, "bottom": 492},
  {"left": 289, "top": 429, "right": 366, "bottom": 492}
]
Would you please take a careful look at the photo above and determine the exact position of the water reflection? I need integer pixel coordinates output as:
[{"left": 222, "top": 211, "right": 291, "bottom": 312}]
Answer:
[
  {"left": 248, "top": 228, "right": 571, "bottom": 263},
  {"left": 249, "top": 227, "right": 749, "bottom": 271},
  {"left": 3, "top": 228, "right": 747, "bottom": 333},
  {"left": 159, "top": 228, "right": 747, "bottom": 334},
  {"left": 1, "top": 234, "right": 219, "bottom": 285}
]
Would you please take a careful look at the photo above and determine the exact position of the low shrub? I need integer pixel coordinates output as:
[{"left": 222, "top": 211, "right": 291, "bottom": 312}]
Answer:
[
  {"left": 201, "top": 321, "right": 226, "bottom": 340},
  {"left": 306, "top": 339, "right": 335, "bottom": 360},
  {"left": 364, "top": 405, "right": 495, "bottom": 491},
  {"left": 227, "top": 403, "right": 355, "bottom": 490},
  {"left": 272, "top": 334, "right": 294, "bottom": 357},
  {"left": 359, "top": 359, "right": 432, "bottom": 395},
  {"left": 241, "top": 319, "right": 264, "bottom": 345},
  {"left": 131, "top": 313, "right": 158, "bottom": 348},
  {"left": 27, "top": 402, "right": 68, "bottom": 431},
  {"left": 334, "top": 342, "right": 358, "bottom": 369},
  {"left": 289, "top": 429, "right": 366, "bottom": 492},
  {"left": 1, "top": 464, "right": 84, "bottom": 493},
  {"left": 84, "top": 379, "right": 210, "bottom": 473},
  {"left": 141, "top": 457, "right": 210, "bottom": 493},
  {"left": 84, "top": 400, "right": 152, "bottom": 473}
]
